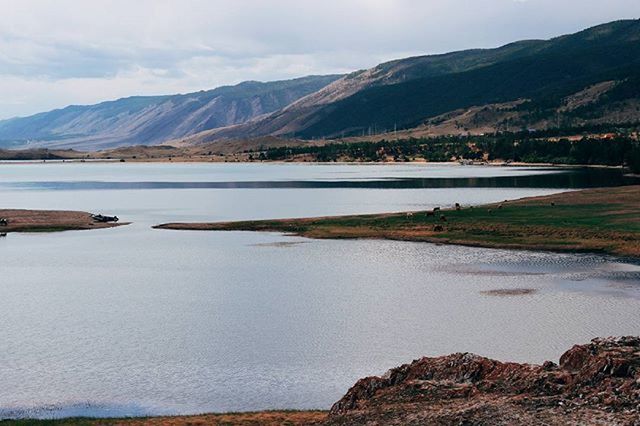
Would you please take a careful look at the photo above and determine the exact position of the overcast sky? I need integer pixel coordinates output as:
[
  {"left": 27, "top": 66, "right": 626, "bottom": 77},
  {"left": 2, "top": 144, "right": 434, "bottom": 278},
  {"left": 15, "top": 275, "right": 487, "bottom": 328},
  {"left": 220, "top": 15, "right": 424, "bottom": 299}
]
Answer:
[{"left": 1, "top": 0, "right": 639, "bottom": 119}]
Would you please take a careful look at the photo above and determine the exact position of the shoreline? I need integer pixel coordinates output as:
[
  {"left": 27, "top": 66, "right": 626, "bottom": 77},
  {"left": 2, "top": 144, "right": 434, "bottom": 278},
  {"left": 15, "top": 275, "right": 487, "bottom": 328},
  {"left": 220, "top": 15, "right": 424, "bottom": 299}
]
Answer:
[
  {"left": 0, "top": 157, "right": 629, "bottom": 169},
  {"left": 0, "top": 411, "right": 329, "bottom": 426},
  {"left": 154, "top": 186, "right": 640, "bottom": 258},
  {"left": 0, "top": 209, "right": 125, "bottom": 233},
  {"left": 3, "top": 337, "right": 639, "bottom": 425}
]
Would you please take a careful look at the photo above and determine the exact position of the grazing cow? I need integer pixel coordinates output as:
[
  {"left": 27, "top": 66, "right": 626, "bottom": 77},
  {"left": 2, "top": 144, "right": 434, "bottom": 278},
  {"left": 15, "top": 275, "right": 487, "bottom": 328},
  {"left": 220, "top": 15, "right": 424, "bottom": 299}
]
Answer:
[
  {"left": 440, "top": 215, "right": 447, "bottom": 222},
  {"left": 406, "top": 212, "right": 414, "bottom": 219},
  {"left": 550, "top": 202, "right": 556, "bottom": 206},
  {"left": 433, "top": 224, "right": 444, "bottom": 232},
  {"left": 455, "top": 203, "right": 461, "bottom": 211},
  {"left": 0, "top": 218, "right": 7, "bottom": 226},
  {"left": 433, "top": 207, "right": 441, "bottom": 212},
  {"left": 0, "top": 232, "right": 6, "bottom": 237}
]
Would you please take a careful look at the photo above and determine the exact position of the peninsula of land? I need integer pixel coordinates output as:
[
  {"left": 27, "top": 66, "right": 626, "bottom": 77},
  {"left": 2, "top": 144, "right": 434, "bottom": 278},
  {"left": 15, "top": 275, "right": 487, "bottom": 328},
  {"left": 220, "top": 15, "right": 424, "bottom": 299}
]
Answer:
[
  {"left": 155, "top": 186, "right": 640, "bottom": 258},
  {"left": 0, "top": 210, "right": 124, "bottom": 233}
]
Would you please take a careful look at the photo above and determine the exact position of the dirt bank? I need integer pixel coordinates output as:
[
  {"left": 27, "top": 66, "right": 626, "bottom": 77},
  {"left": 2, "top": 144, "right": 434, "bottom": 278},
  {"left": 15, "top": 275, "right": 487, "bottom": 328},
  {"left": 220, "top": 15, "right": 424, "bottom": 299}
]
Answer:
[{"left": 0, "top": 210, "right": 125, "bottom": 233}]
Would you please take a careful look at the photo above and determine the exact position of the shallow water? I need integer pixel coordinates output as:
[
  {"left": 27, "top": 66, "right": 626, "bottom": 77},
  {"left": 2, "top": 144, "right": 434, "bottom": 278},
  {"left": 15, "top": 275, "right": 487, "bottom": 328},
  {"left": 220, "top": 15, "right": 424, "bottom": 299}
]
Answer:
[{"left": 0, "top": 163, "right": 638, "bottom": 418}]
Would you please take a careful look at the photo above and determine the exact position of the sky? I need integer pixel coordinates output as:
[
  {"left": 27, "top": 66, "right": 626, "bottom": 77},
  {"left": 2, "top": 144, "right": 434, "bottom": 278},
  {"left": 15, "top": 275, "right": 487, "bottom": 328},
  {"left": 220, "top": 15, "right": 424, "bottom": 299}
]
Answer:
[{"left": 0, "top": 0, "right": 639, "bottom": 119}]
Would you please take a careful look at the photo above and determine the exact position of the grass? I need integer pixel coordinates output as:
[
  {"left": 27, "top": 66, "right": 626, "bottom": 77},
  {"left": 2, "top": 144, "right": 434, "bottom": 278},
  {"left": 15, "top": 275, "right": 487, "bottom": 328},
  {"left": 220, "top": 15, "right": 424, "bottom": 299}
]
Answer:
[
  {"left": 154, "top": 186, "right": 640, "bottom": 258},
  {"left": 0, "top": 410, "right": 328, "bottom": 426}
]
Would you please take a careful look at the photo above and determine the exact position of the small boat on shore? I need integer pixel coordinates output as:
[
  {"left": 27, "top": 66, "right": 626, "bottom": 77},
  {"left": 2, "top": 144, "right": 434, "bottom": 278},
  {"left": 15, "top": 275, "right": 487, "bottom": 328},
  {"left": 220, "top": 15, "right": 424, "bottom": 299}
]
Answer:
[{"left": 91, "top": 214, "right": 119, "bottom": 223}]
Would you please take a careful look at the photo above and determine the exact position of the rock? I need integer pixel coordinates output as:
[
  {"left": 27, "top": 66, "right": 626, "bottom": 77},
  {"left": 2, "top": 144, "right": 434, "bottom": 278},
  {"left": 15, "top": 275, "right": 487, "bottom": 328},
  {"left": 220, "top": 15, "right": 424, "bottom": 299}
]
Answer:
[{"left": 326, "top": 337, "right": 640, "bottom": 425}]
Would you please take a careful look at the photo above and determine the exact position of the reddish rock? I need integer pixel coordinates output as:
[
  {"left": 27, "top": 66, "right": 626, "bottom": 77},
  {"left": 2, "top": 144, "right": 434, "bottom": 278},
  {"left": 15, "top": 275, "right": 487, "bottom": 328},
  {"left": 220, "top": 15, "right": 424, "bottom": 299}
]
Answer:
[{"left": 327, "top": 337, "right": 640, "bottom": 425}]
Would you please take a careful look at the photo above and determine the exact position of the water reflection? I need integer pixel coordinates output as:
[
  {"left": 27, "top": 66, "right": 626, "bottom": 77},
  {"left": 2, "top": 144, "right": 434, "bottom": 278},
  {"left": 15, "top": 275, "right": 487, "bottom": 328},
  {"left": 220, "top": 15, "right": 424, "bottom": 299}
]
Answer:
[
  {"left": 0, "top": 164, "right": 638, "bottom": 418},
  {"left": 2, "top": 167, "right": 637, "bottom": 190}
]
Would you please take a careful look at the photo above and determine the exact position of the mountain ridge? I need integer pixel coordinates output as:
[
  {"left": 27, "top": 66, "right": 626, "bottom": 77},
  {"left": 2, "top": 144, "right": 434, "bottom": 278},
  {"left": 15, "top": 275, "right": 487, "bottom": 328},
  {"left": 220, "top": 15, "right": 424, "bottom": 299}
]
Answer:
[
  {"left": 174, "top": 19, "right": 640, "bottom": 145},
  {"left": 0, "top": 75, "right": 341, "bottom": 150},
  {"left": 2, "top": 19, "right": 640, "bottom": 150}
]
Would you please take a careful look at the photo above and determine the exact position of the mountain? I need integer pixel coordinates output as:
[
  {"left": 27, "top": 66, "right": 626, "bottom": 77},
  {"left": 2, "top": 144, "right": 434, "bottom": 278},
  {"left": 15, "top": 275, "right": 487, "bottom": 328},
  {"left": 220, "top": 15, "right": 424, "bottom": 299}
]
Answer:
[
  {"left": 0, "top": 75, "right": 341, "bottom": 150},
  {"left": 179, "top": 19, "right": 640, "bottom": 144},
  {"left": 3, "top": 20, "right": 639, "bottom": 151}
]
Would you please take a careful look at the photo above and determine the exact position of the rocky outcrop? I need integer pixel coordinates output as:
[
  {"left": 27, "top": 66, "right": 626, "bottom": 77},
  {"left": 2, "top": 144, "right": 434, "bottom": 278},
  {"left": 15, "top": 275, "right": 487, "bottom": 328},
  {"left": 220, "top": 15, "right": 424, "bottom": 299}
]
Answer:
[{"left": 327, "top": 337, "right": 640, "bottom": 425}]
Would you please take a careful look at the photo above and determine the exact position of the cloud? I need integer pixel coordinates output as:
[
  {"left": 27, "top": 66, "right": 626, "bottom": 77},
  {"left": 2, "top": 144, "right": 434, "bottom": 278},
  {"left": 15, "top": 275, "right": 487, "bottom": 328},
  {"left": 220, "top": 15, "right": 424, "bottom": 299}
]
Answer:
[{"left": 0, "top": 0, "right": 639, "bottom": 119}]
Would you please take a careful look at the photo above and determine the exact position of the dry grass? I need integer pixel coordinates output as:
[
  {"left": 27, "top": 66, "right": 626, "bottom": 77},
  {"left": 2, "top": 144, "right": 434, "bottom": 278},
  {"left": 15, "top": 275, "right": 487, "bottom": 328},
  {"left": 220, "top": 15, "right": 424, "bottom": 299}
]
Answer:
[
  {"left": 0, "top": 411, "right": 327, "bottom": 426},
  {"left": 0, "top": 209, "right": 124, "bottom": 233},
  {"left": 110, "top": 411, "right": 327, "bottom": 426}
]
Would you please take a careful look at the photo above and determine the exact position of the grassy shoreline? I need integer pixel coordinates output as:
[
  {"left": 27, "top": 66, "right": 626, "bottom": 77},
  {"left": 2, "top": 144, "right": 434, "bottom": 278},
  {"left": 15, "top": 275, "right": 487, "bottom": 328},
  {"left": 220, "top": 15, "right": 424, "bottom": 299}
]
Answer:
[
  {"left": 0, "top": 410, "right": 328, "bottom": 425},
  {"left": 155, "top": 186, "right": 640, "bottom": 258}
]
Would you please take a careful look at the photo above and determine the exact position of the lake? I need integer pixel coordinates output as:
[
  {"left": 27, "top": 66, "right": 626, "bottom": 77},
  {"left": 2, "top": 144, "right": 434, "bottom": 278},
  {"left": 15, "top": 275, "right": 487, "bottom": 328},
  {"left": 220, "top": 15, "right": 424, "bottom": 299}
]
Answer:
[{"left": 0, "top": 163, "right": 639, "bottom": 419}]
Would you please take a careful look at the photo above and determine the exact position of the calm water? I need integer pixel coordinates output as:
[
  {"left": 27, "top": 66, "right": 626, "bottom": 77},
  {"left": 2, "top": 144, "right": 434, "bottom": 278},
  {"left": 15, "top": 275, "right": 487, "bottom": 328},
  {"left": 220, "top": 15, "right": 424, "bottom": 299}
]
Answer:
[{"left": 0, "top": 163, "right": 639, "bottom": 419}]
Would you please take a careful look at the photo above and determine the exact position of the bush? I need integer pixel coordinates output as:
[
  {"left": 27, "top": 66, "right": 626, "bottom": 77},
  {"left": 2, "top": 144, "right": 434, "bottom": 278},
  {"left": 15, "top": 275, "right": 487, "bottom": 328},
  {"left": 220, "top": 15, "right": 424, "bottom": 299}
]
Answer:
[{"left": 626, "top": 145, "right": 640, "bottom": 174}]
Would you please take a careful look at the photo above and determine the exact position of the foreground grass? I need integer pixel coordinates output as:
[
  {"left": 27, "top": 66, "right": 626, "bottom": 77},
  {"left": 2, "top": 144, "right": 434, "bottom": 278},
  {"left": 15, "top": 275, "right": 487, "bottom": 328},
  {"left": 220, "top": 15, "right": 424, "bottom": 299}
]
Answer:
[
  {"left": 0, "top": 410, "right": 328, "bottom": 426},
  {"left": 155, "top": 186, "right": 640, "bottom": 258}
]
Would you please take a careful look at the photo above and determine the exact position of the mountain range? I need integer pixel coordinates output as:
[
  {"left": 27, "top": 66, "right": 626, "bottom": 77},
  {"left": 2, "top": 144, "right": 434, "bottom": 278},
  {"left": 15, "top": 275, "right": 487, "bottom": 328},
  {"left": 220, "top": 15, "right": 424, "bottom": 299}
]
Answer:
[
  {"left": 0, "top": 75, "right": 340, "bottom": 150},
  {"left": 1, "top": 19, "right": 639, "bottom": 151}
]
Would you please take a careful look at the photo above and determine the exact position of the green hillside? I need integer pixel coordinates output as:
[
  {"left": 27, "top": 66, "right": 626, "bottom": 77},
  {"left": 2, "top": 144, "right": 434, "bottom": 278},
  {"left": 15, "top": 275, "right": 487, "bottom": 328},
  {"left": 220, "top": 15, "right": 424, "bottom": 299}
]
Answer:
[{"left": 297, "top": 20, "right": 640, "bottom": 138}]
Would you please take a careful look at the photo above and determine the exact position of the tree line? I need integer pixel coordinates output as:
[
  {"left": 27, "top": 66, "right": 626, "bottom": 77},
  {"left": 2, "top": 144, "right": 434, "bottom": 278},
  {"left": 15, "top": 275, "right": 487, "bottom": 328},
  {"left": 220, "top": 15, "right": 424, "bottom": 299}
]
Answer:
[{"left": 256, "top": 133, "right": 640, "bottom": 173}]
